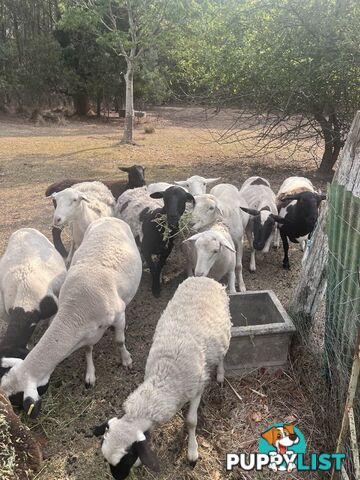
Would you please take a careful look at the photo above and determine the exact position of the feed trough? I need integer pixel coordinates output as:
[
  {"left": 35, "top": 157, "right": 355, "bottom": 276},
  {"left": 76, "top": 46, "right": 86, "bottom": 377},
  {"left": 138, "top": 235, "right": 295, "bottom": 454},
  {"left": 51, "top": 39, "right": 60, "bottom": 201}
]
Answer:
[{"left": 225, "top": 290, "right": 296, "bottom": 375}]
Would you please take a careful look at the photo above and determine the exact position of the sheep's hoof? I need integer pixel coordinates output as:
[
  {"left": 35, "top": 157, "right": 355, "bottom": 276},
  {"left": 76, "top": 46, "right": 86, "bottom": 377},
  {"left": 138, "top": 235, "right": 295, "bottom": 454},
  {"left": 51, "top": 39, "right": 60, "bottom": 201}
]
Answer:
[
  {"left": 249, "top": 268, "right": 256, "bottom": 273},
  {"left": 189, "top": 460, "right": 197, "bottom": 468},
  {"left": 122, "top": 359, "right": 133, "bottom": 369},
  {"left": 283, "top": 263, "right": 290, "bottom": 270},
  {"left": 151, "top": 287, "right": 161, "bottom": 298},
  {"left": 85, "top": 377, "right": 95, "bottom": 388}
]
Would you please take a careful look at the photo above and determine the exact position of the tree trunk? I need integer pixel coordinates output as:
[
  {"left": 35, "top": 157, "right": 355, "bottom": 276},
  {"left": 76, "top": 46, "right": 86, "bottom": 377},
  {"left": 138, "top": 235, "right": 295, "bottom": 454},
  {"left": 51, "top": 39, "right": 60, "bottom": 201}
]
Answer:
[
  {"left": 315, "top": 112, "right": 342, "bottom": 173},
  {"left": 288, "top": 205, "right": 328, "bottom": 334},
  {"left": 73, "top": 91, "right": 90, "bottom": 116},
  {"left": 96, "top": 90, "right": 102, "bottom": 118},
  {"left": 121, "top": 64, "right": 134, "bottom": 144}
]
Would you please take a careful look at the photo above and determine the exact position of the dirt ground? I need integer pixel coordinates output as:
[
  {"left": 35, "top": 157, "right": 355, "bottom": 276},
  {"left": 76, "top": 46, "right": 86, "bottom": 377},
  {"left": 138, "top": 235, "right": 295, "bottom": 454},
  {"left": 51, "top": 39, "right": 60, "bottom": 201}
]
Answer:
[{"left": 0, "top": 107, "right": 331, "bottom": 480}]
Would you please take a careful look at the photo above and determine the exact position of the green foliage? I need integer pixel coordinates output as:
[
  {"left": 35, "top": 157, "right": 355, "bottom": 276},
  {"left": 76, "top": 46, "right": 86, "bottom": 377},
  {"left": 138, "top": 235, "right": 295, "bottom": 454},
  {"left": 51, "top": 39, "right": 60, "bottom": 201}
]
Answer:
[
  {"left": 0, "top": 35, "right": 65, "bottom": 107},
  {"left": 152, "top": 211, "right": 193, "bottom": 245}
]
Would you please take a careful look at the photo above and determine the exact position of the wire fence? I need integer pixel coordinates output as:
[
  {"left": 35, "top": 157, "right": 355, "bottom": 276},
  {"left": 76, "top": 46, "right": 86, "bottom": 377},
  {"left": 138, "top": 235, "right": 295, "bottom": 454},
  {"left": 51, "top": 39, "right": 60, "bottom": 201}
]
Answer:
[
  {"left": 289, "top": 112, "right": 360, "bottom": 479},
  {"left": 325, "top": 184, "right": 360, "bottom": 479}
]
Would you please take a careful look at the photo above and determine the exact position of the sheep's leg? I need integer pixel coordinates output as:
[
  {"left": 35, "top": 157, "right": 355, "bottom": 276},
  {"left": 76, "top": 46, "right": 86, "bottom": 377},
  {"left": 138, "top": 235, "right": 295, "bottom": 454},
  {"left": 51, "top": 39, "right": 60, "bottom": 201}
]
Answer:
[
  {"left": 142, "top": 249, "right": 161, "bottom": 297},
  {"left": 187, "top": 393, "right": 202, "bottom": 467},
  {"left": 246, "top": 227, "right": 256, "bottom": 272},
  {"left": 273, "top": 225, "right": 280, "bottom": 248},
  {"left": 114, "top": 312, "right": 132, "bottom": 368},
  {"left": 84, "top": 345, "right": 96, "bottom": 387},
  {"left": 217, "top": 357, "right": 225, "bottom": 386},
  {"left": 66, "top": 242, "right": 75, "bottom": 269},
  {"left": 186, "top": 259, "right": 194, "bottom": 277},
  {"left": 227, "top": 270, "right": 236, "bottom": 294},
  {"left": 235, "top": 240, "right": 246, "bottom": 292},
  {"left": 23, "top": 382, "right": 42, "bottom": 419},
  {"left": 280, "top": 230, "right": 290, "bottom": 270},
  {"left": 152, "top": 245, "right": 172, "bottom": 297}
]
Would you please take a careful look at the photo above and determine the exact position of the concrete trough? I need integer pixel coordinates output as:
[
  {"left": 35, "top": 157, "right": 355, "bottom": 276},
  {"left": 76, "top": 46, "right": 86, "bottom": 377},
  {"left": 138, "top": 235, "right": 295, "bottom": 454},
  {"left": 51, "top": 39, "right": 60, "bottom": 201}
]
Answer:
[{"left": 225, "top": 290, "right": 296, "bottom": 375}]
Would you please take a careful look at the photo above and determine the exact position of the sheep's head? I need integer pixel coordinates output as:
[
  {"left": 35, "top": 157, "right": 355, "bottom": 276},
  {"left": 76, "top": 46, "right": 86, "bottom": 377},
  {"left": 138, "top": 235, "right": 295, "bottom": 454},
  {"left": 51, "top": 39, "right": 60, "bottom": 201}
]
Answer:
[
  {"left": 190, "top": 194, "right": 223, "bottom": 231},
  {"left": 150, "top": 186, "right": 195, "bottom": 229},
  {"left": 95, "top": 416, "right": 159, "bottom": 480},
  {"left": 51, "top": 188, "right": 90, "bottom": 227},
  {"left": 119, "top": 165, "right": 146, "bottom": 188},
  {"left": 174, "top": 175, "right": 221, "bottom": 196},
  {"left": 184, "top": 231, "right": 235, "bottom": 277}
]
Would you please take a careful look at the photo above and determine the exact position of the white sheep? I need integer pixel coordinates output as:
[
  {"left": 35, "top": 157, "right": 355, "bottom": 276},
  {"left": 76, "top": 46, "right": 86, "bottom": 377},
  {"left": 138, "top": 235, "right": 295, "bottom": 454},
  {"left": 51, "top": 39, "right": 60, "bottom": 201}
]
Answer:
[
  {"left": 147, "top": 182, "right": 177, "bottom": 195},
  {"left": 183, "top": 223, "right": 236, "bottom": 293},
  {"left": 51, "top": 181, "right": 115, "bottom": 266},
  {"left": 147, "top": 175, "right": 221, "bottom": 196},
  {"left": 95, "top": 277, "right": 231, "bottom": 479},
  {"left": 174, "top": 175, "right": 221, "bottom": 195},
  {"left": 1, "top": 217, "right": 142, "bottom": 419},
  {"left": 190, "top": 187, "right": 249, "bottom": 291},
  {"left": 0, "top": 228, "right": 66, "bottom": 363}
]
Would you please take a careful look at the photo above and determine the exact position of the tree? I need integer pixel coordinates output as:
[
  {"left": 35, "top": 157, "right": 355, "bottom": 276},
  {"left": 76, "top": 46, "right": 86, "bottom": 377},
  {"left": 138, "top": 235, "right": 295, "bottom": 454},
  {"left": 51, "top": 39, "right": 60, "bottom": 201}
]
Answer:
[
  {"left": 166, "top": 0, "right": 360, "bottom": 173},
  {"left": 0, "top": 0, "right": 65, "bottom": 110},
  {"left": 69, "top": 0, "right": 172, "bottom": 143}
]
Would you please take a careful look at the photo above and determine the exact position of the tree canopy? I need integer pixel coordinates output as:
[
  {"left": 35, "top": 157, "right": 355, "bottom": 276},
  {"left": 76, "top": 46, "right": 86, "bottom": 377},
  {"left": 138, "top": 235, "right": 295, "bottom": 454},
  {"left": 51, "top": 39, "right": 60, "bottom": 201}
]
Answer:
[{"left": 0, "top": 0, "right": 359, "bottom": 168}]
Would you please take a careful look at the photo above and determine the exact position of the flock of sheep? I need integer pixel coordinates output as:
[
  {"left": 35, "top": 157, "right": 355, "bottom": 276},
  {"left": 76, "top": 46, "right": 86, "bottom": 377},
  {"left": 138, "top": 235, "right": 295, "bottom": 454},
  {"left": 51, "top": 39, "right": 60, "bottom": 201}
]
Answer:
[{"left": 0, "top": 165, "right": 325, "bottom": 479}]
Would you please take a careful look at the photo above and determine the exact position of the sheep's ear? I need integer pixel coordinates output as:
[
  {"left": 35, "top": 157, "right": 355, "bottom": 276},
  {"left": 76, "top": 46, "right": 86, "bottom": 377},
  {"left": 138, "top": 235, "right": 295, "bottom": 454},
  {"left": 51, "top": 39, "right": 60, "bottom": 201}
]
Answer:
[
  {"left": 118, "top": 166, "right": 130, "bottom": 173},
  {"left": 270, "top": 214, "right": 287, "bottom": 224},
  {"left": 93, "top": 421, "right": 109, "bottom": 437},
  {"left": 23, "top": 396, "right": 42, "bottom": 419},
  {"left": 150, "top": 191, "right": 164, "bottom": 199},
  {"left": 282, "top": 194, "right": 301, "bottom": 202},
  {"left": 220, "top": 238, "right": 236, "bottom": 252},
  {"left": 50, "top": 192, "right": 58, "bottom": 199},
  {"left": 185, "top": 193, "right": 195, "bottom": 205},
  {"left": 1, "top": 357, "right": 24, "bottom": 368},
  {"left": 317, "top": 193, "right": 326, "bottom": 202},
  {"left": 80, "top": 193, "right": 90, "bottom": 203},
  {"left": 240, "top": 206, "right": 260, "bottom": 216},
  {"left": 135, "top": 434, "right": 160, "bottom": 472},
  {"left": 174, "top": 180, "right": 187, "bottom": 187},
  {"left": 183, "top": 233, "right": 202, "bottom": 243},
  {"left": 205, "top": 177, "right": 221, "bottom": 184},
  {"left": 215, "top": 204, "right": 224, "bottom": 216}
]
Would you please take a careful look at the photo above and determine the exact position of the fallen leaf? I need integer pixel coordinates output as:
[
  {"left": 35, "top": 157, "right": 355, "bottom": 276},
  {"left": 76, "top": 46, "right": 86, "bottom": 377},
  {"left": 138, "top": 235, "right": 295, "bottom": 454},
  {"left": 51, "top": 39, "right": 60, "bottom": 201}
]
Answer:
[{"left": 251, "top": 411, "right": 262, "bottom": 422}]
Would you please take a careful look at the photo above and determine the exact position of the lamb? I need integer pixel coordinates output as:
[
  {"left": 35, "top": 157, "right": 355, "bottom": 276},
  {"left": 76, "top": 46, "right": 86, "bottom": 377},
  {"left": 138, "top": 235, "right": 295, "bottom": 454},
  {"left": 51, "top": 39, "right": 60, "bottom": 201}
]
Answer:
[
  {"left": 239, "top": 176, "right": 280, "bottom": 272},
  {"left": 174, "top": 175, "right": 221, "bottom": 195},
  {"left": 190, "top": 186, "right": 249, "bottom": 291},
  {"left": 273, "top": 176, "right": 326, "bottom": 269},
  {"left": 117, "top": 186, "right": 195, "bottom": 297},
  {"left": 51, "top": 181, "right": 115, "bottom": 265},
  {"left": 94, "top": 277, "right": 232, "bottom": 479},
  {"left": 183, "top": 223, "right": 236, "bottom": 293},
  {"left": 1, "top": 217, "right": 142, "bottom": 419},
  {"left": 0, "top": 388, "right": 42, "bottom": 478},
  {"left": 0, "top": 228, "right": 66, "bottom": 407},
  {"left": 46, "top": 165, "right": 146, "bottom": 257}
]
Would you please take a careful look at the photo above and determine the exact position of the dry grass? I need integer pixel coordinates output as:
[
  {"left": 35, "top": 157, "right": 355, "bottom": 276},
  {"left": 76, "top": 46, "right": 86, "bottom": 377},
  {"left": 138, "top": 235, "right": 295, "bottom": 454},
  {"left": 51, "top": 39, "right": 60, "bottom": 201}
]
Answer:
[{"left": 0, "top": 107, "right": 332, "bottom": 480}]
